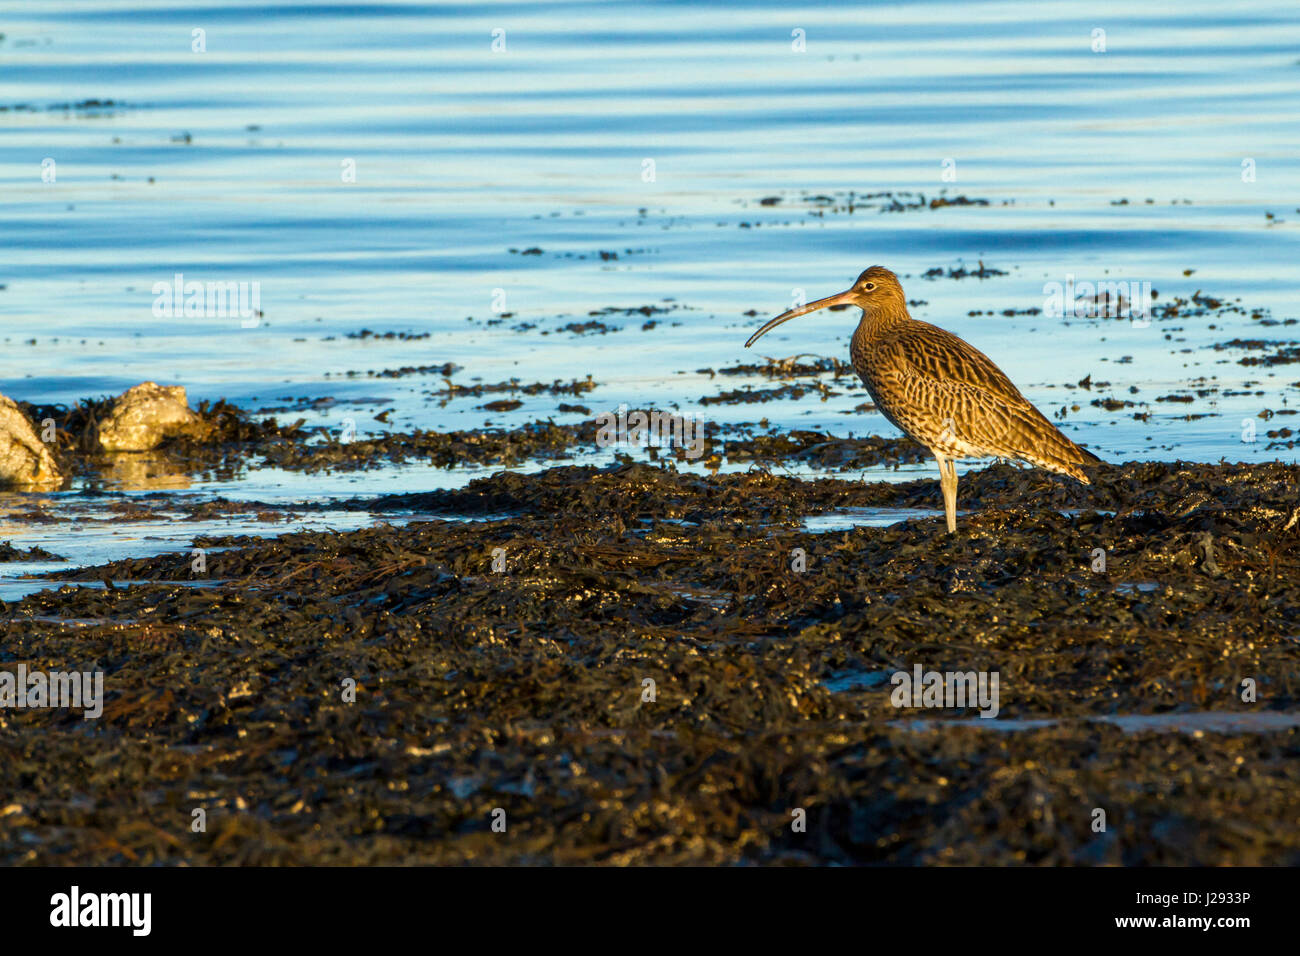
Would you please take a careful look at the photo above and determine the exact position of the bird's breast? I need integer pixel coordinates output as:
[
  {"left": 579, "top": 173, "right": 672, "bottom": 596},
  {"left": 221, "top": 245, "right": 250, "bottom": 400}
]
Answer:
[{"left": 849, "top": 335, "right": 959, "bottom": 453}]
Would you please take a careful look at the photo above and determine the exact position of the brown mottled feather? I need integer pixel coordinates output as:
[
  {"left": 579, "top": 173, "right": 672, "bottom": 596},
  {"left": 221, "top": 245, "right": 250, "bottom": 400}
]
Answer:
[
  {"left": 746, "top": 265, "right": 1099, "bottom": 532},
  {"left": 847, "top": 268, "right": 1099, "bottom": 482}
]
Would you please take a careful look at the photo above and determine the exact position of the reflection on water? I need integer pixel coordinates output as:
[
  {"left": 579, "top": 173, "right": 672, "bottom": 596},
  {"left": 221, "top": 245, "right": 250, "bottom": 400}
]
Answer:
[
  {"left": 1, "top": 0, "right": 1299, "bottom": 528},
  {"left": 98, "top": 451, "right": 193, "bottom": 490}
]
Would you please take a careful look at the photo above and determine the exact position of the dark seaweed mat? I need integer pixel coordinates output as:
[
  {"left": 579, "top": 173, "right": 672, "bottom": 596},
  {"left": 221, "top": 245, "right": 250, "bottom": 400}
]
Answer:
[
  {"left": 2, "top": 461, "right": 1299, "bottom": 865},
  {"left": 0, "top": 542, "right": 63, "bottom": 562},
  {"left": 16, "top": 394, "right": 929, "bottom": 481}
]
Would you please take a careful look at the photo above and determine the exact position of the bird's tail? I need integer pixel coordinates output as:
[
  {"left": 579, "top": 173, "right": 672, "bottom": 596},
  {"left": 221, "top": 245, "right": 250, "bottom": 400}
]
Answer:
[
  {"left": 1029, "top": 440, "right": 1101, "bottom": 484},
  {"left": 1002, "top": 400, "right": 1103, "bottom": 484}
]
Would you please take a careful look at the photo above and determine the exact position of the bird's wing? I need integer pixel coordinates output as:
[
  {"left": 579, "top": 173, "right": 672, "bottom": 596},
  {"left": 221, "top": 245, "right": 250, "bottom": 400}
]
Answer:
[
  {"left": 879, "top": 321, "right": 1032, "bottom": 402},
  {"left": 865, "top": 322, "right": 1094, "bottom": 473}
]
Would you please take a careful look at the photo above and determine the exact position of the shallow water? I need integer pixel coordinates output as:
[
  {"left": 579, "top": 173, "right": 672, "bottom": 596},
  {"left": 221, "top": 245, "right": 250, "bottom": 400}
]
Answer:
[
  {"left": 0, "top": 506, "right": 408, "bottom": 599},
  {"left": 801, "top": 506, "right": 945, "bottom": 532},
  {"left": 3, "top": 0, "right": 1300, "bottom": 545},
  {"left": 893, "top": 711, "right": 1300, "bottom": 734},
  {"left": 0, "top": 492, "right": 526, "bottom": 598}
]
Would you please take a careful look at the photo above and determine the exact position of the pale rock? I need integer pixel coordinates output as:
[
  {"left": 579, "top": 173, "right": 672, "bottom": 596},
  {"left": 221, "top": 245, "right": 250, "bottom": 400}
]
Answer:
[
  {"left": 0, "top": 395, "right": 62, "bottom": 488},
  {"left": 97, "top": 382, "right": 213, "bottom": 452}
]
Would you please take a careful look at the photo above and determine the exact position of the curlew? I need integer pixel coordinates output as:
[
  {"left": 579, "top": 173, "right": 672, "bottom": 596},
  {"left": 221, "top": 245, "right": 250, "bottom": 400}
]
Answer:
[{"left": 745, "top": 266, "right": 1100, "bottom": 533}]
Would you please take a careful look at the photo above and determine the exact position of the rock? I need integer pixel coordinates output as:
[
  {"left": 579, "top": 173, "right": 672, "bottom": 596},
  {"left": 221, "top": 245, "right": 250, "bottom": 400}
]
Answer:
[
  {"left": 96, "top": 382, "right": 214, "bottom": 452},
  {"left": 0, "top": 395, "right": 62, "bottom": 488}
]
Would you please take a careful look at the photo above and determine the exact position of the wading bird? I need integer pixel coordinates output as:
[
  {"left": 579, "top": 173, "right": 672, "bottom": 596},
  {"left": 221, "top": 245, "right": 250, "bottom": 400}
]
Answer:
[{"left": 745, "top": 266, "right": 1100, "bottom": 533}]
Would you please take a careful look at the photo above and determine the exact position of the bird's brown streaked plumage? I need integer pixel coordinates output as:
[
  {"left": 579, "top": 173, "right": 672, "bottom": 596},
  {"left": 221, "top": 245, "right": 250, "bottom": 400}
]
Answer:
[{"left": 745, "top": 265, "right": 1101, "bottom": 533}]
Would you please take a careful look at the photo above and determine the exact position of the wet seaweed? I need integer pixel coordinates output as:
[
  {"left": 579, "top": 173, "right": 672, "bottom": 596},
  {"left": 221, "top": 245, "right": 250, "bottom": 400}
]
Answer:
[{"left": 5, "top": 459, "right": 1299, "bottom": 865}]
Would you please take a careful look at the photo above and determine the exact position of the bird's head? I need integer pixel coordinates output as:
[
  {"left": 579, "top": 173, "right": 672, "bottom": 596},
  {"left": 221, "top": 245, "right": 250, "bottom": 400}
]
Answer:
[{"left": 745, "top": 266, "right": 907, "bottom": 348}]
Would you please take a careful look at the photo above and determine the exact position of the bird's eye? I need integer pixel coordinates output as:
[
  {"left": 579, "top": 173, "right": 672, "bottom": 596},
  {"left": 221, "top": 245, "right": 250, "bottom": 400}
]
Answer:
[{"left": 863, "top": 282, "right": 876, "bottom": 291}]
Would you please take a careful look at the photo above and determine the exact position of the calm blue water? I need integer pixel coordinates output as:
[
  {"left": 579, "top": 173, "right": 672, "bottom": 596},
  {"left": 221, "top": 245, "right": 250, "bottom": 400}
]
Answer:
[{"left": 2, "top": 0, "right": 1299, "bottom": 496}]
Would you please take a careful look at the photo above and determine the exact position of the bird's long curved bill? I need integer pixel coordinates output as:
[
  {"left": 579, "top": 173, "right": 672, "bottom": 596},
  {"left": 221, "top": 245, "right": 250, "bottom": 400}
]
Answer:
[{"left": 744, "top": 289, "right": 856, "bottom": 348}]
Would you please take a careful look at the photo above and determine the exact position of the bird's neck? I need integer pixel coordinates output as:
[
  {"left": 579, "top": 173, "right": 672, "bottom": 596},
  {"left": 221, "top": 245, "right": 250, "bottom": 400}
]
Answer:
[{"left": 854, "top": 305, "right": 910, "bottom": 345}]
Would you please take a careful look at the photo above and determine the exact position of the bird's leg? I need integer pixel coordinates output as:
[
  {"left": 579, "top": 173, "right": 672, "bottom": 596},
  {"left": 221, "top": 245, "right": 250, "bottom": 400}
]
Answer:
[
  {"left": 936, "top": 456, "right": 958, "bottom": 533},
  {"left": 945, "top": 460, "right": 959, "bottom": 533}
]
